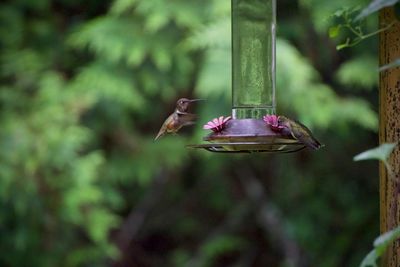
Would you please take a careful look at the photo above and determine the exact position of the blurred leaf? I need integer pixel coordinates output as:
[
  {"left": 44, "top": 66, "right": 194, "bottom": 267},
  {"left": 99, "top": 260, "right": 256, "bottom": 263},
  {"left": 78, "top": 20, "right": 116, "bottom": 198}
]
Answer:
[
  {"left": 110, "top": 0, "right": 139, "bottom": 14},
  {"left": 374, "top": 227, "right": 400, "bottom": 253},
  {"left": 199, "top": 235, "right": 246, "bottom": 265},
  {"left": 0, "top": 5, "right": 24, "bottom": 48},
  {"left": 188, "top": 16, "right": 231, "bottom": 99},
  {"left": 145, "top": 11, "right": 170, "bottom": 32},
  {"left": 1, "top": 49, "right": 49, "bottom": 87},
  {"left": 69, "top": 17, "right": 148, "bottom": 67},
  {"left": 354, "top": 143, "right": 397, "bottom": 176},
  {"left": 336, "top": 55, "right": 378, "bottom": 90},
  {"left": 359, "top": 250, "right": 378, "bottom": 267},
  {"left": 356, "top": 0, "right": 399, "bottom": 20},
  {"left": 329, "top": 25, "right": 341, "bottom": 38},
  {"left": 70, "top": 62, "right": 145, "bottom": 110},
  {"left": 196, "top": 49, "right": 231, "bottom": 98},
  {"left": 334, "top": 9, "right": 346, "bottom": 17},
  {"left": 277, "top": 39, "right": 378, "bottom": 131},
  {"left": 360, "top": 226, "right": 400, "bottom": 267},
  {"left": 151, "top": 45, "right": 172, "bottom": 71},
  {"left": 353, "top": 143, "right": 397, "bottom": 162},
  {"left": 299, "top": 0, "right": 365, "bottom": 32},
  {"left": 185, "top": 17, "right": 231, "bottom": 50},
  {"left": 86, "top": 208, "right": 120, "bottom": 244},
  {"left": 379, "top": 58, "right": 400, "bottom": 72}
]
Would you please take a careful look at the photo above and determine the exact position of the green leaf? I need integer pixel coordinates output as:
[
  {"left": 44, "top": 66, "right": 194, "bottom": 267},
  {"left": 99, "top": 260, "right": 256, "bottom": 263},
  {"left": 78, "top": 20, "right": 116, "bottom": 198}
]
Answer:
[
  {"left": 374, "top": 227, "right": 400, "bottom": 254},
  {"left": 276, "top": 38, "right": 378, "bottom": 131},
  {"left": 354, "top": 143, "right": 397, "bottom": 176},
  {"left": 329, "top": 25, "right": 341, "bottom": 38},
  {"left": 359, "top": 227, "right": 400, "bottom": 267},
  {"left": 200, "top": 235, "right": 246, "bottom": 261},
  {"left": 336, "top": 55, "right": 378, "bottom": 90},
  {"left": 195, "top": 49, "right": 231, "bottom": 97},
  {"left": 151, "top": 46, "right": 172, "bottom": 71},
  {"left": 185, "top": 17, "right": 231, "bottom": 50},
  {"left": 86, "top": 208, "right": 120, "bottom": 244},
  {"left": 379, "top": 58, "right": 400, "bottom": 72},
  {"left": 334, "top": 9, "right": 346, "bottom": 17},
  {"left": 353, "top": 143, "right": 397, "bottom": 162},
  {"left": 70, "top": 62, "right": 145, "bottom": 110},
  {"left": 356, "top": 0, "right": 399, "bottom": 20},
  {"left": 68, "top": 17, "right": 148, "bottom": 67},
  {"left": 110, "top": 0, "right": 138, "bottom": 14},
  {"left": 145, "top": 11, "right": 169, "bottom": 32},
  {"left": 359, "top": 249, "right": 378, "bottom": 267}
]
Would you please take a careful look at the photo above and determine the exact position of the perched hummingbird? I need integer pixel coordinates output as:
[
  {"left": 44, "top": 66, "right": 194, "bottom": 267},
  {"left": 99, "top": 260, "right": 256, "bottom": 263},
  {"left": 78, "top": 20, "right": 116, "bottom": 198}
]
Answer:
[
  {"left": 154, "top": 98, "right": 203, "bottom": 140},
  {"left": 277, "top": 116, "right": 323, "bottom": 150}
]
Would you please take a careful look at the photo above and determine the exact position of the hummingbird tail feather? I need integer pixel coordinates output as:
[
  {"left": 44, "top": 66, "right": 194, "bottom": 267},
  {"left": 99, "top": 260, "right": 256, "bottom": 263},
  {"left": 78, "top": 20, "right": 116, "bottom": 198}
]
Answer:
[
  {"left": 308, "top": 138, "right": 322, "bottom": 150},
  {"left": 154, "top": 130, "right": 164, "bottom": 140}
]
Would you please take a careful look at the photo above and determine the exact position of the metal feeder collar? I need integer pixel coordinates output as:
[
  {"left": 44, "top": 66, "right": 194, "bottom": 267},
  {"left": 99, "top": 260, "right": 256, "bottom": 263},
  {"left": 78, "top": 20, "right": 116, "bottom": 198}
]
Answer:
[{"left": 189, "top": 0, "right": 304, "bottom": 153}]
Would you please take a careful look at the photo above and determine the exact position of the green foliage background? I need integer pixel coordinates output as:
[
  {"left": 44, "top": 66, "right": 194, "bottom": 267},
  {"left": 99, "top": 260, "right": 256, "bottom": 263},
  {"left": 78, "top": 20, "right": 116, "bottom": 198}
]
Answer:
[{"left": 0, "top": 0, "right": 381, "bottom": 266}]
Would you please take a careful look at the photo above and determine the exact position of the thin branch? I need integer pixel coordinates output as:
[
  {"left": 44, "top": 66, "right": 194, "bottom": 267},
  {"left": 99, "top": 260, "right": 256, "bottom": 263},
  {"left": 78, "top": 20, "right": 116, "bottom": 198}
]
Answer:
[{"left": 338, "top": 21, "right": 396, "bottom": 49}]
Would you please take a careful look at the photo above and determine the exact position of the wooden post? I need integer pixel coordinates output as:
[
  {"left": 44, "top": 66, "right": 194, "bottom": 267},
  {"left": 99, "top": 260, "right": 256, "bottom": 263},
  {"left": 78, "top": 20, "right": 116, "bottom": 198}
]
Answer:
[{"left": 379, "top": 7, "right": 400, "bottom": 267}]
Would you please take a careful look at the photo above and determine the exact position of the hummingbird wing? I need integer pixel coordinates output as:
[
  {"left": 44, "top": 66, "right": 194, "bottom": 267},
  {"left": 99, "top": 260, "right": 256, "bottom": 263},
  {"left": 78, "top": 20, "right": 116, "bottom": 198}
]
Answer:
[
  {"left": 177, "top": 112, "right": 197, "bottom": 126},
  {"left": 154, "top": 112, "right": 197, "bottom": 140},
  {"left": 291, "top": 120, "right": 323, "bottom": 150}
]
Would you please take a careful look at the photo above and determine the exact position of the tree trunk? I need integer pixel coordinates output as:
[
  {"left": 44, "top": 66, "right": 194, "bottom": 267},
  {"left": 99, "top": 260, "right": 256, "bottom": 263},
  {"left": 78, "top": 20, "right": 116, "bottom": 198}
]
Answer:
[{"left": 379, "top": 7, "right": 400, "bottom": 267}]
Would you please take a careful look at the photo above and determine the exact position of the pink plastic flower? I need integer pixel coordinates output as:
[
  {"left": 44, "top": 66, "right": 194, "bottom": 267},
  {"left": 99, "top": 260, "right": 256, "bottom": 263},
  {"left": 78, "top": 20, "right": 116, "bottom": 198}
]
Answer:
[
  {"left": 203, "top": 116, "right": 231, "bottom": 133},
  {"left": 263, "top": 114, "right": 284, "bottom": 132}
]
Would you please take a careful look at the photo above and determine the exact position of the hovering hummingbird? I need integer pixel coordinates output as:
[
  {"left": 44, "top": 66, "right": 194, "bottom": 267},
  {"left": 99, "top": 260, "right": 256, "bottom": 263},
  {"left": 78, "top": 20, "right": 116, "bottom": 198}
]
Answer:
[
  {"left": 277, "top": 116, "right": 323, "bottom": 150},
  {"left": 154, "top": 98, "right": 203, "bottom": 140}
]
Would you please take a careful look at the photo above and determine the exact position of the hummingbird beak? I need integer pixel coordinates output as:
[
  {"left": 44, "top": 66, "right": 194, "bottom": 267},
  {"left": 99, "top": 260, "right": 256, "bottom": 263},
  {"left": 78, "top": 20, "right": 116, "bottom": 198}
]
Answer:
[{"left": 188, "top": 99, "right": 205, "bottom": 102}]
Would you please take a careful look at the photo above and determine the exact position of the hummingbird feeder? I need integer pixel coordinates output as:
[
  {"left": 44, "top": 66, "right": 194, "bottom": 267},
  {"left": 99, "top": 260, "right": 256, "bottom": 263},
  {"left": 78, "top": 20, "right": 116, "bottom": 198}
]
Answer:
[{"left": 189, "top": 0, "right": 305, "bottom": 153}]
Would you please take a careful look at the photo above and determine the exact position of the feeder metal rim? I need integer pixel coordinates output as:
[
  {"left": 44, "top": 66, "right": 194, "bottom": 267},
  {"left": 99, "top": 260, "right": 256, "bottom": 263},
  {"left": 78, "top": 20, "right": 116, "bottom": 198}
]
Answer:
[{"left": 187, "top": 142, "right": 306, "bottom": 154}]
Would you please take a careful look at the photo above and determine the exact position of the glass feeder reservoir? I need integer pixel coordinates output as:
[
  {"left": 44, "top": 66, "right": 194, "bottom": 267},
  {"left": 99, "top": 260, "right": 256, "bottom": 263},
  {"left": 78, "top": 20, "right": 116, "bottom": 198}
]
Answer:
[
  {"left": 232, "top": 0, "right": 275, "bottom": 119},
  {"left": 189, "top": 0, "right": 304, "bottom": 153}
]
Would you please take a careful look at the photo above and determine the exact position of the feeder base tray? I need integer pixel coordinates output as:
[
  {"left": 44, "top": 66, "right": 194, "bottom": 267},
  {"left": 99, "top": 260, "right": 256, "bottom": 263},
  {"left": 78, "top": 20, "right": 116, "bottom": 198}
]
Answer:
[
  {"left": 189, "top": 118, "right": 305, "bottom": 153},
  {"left": 187, "top": 142, "right": 305, "bottom": 153}
]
